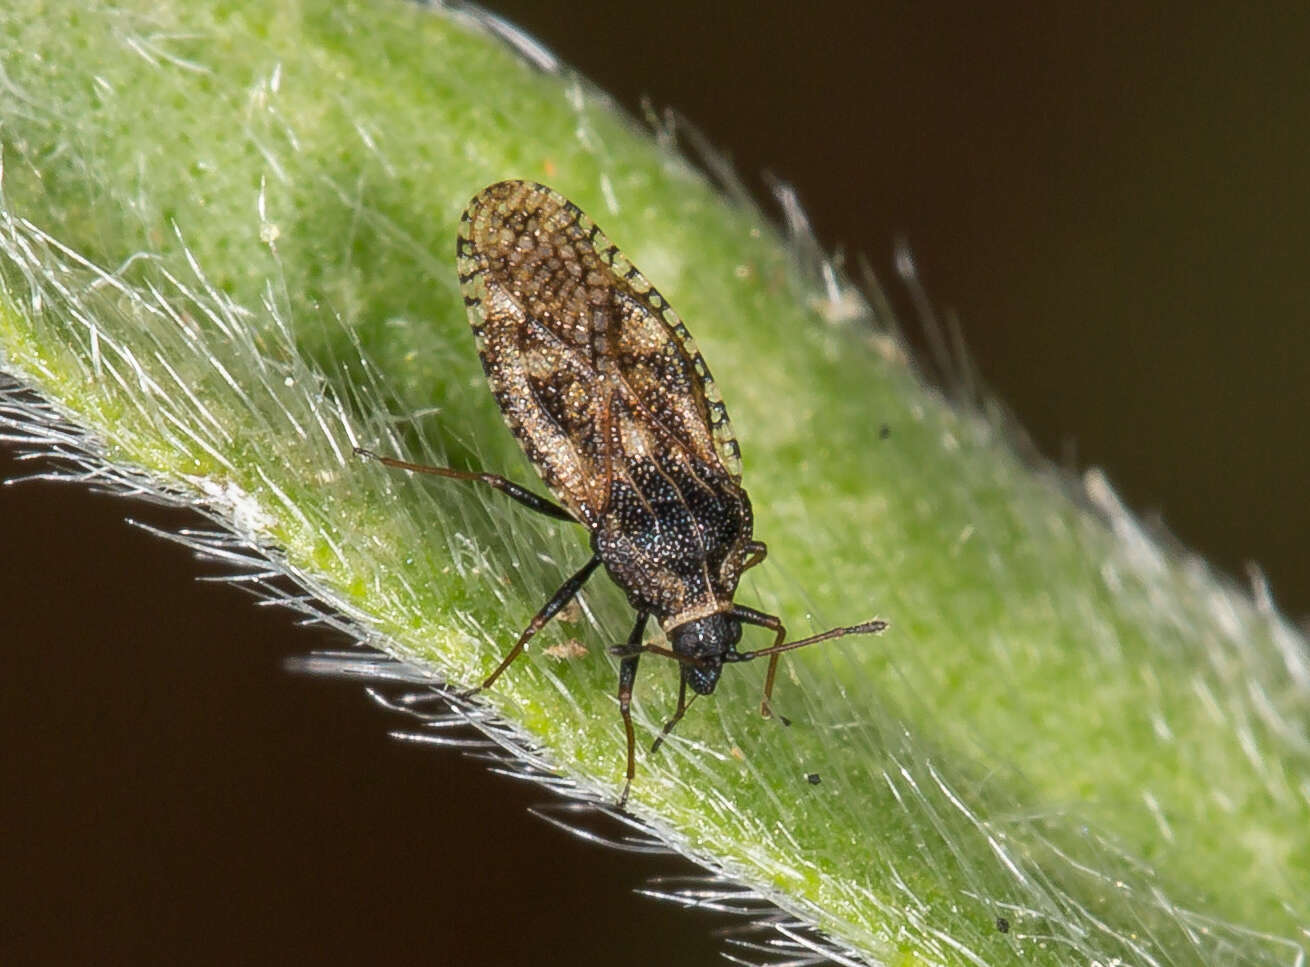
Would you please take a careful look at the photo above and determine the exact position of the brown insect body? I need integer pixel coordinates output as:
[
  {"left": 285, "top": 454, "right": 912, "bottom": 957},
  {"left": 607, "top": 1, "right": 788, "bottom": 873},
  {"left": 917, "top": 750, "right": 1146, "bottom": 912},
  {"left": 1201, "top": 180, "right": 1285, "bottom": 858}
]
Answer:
[
  {"left": 459, "top": 180, "right": 754, "bottom": 694},
  {"left": 360, "top": 181, "right": 885, "bottom": 805}
]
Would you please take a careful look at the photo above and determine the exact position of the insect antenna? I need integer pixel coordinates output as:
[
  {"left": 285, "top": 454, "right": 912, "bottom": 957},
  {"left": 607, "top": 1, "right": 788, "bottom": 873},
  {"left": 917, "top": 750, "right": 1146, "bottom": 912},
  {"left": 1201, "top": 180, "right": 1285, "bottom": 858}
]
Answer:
[
  {"left": 608, "top": 640, "right": 710, "bottom": 669},
  {"left": 728, "top": 619, "right": 888, "bottom": 663}
]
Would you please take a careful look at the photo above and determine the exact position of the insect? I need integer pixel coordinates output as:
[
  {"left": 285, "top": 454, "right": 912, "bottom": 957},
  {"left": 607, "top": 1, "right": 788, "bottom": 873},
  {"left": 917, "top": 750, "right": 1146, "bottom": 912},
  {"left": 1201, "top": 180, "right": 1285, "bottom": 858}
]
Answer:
[{"left": 358, "top": 180, "right": 886, "bottom": 805}]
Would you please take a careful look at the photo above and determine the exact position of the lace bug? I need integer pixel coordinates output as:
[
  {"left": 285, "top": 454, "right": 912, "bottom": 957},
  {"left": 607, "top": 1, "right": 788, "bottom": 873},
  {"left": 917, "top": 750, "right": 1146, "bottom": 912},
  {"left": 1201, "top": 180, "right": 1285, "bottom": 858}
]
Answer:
[{"left": 359, "top": 181, "right": 885, "bottom": 805}]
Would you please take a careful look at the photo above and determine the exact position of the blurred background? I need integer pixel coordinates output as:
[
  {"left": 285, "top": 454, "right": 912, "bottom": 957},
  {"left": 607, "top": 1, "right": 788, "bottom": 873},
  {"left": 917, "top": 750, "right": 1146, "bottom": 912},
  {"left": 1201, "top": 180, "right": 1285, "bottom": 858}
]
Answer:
[{"left": 4, "top": 2, "right": 1306, "bottom": 964}]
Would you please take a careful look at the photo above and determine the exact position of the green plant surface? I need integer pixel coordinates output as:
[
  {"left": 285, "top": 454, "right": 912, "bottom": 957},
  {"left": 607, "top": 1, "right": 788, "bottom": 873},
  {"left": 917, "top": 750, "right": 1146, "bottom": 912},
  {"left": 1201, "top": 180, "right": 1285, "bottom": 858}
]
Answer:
[{"left": 1, "top": 2, "right": 1306, "bottom": 964}]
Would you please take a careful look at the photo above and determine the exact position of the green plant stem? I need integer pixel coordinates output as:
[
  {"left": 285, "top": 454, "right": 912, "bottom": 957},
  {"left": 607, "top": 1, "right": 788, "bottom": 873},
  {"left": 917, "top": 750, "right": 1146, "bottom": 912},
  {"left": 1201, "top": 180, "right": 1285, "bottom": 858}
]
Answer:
[{"left": 0, "top": 3, "right": 1305, "bottom": 964}]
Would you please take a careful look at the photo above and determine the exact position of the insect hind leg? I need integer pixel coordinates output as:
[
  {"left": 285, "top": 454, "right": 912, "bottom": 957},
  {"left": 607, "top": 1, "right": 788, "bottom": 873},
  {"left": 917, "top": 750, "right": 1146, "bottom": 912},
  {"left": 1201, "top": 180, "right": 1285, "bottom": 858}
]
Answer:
[
  {"left": 353, "top": 447, "right": 576, "bottom": 522},
  {"left": 741, "top": 540, "right": 768, "bottom": 572},
  {"left": 463, "top": 556, "right": 602, "bottom": 698}
]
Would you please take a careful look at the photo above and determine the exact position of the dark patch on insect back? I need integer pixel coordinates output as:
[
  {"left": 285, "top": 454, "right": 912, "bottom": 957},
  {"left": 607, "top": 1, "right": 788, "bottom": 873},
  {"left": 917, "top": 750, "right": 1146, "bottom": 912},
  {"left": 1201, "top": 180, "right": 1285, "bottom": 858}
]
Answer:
[{"left": 359, "top": 180, "right": 888, "bottom": 805}]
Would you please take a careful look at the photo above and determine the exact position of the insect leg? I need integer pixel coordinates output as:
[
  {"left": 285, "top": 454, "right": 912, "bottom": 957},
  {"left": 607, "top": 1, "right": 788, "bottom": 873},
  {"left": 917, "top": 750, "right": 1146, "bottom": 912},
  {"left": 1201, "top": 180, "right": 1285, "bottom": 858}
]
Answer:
[
  {"left": 741, "top": 540, "right": 768, "bottom": 572},
  {"left": 728, "top": 605, "right": 787, "bottom": 719},
  {"left": 466, "top": 555, "right": 602, "bottom": 696},
  {"left": 354, "top": 447, "right": 576, "bottom": 522},
  {"left": 651, "top": 678, "right": 697, "bottom": 753},
  {"left": 616, "top": 613, "right": 649, "bottom": 808},
  {"left": 729, "top": 604, "right": 888, "bottom": 718}
]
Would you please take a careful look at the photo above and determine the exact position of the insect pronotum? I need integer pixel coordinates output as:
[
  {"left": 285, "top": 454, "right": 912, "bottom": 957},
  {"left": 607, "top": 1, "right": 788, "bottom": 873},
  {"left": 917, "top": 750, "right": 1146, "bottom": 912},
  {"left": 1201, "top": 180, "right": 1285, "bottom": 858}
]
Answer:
[{"left": 358, "top": 180, "right": 886, "bottom": 806}]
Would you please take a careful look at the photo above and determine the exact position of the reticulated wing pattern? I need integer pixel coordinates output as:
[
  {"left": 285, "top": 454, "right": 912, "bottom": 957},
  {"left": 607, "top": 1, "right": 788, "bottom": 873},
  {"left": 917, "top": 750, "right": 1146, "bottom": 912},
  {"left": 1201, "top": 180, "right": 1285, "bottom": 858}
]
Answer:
[{"left": 456, "top": 180, "right": 742, "bottom": 527}]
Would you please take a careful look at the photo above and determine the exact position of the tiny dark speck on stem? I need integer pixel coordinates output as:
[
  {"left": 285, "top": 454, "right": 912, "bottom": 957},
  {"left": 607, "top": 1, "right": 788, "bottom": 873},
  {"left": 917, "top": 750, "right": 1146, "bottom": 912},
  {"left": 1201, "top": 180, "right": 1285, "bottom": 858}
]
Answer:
[{"left": 805, "top": 772, "right": 822, "bottom": 785}]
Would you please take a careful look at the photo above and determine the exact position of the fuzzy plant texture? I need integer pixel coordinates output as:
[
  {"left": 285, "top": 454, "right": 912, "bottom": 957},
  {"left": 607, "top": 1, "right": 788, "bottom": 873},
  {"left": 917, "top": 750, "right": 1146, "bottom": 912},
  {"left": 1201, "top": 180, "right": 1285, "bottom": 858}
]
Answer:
[{"left": 1, "top": 3, "right": 1306, "bottom": 966}]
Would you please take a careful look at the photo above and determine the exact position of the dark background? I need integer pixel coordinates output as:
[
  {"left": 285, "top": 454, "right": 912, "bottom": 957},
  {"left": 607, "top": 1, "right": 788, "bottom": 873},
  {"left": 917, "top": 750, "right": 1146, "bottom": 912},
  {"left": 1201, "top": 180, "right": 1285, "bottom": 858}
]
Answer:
[{"left": 4, "top": 3, "right": 1307, "bottom": 964}]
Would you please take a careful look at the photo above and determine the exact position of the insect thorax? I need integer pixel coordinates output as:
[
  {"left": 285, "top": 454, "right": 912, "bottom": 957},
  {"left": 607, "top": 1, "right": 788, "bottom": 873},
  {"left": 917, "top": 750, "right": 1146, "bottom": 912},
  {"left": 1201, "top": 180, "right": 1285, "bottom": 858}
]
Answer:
[{"left": 591, "top": 448, "right": 753, "bottom": 626}]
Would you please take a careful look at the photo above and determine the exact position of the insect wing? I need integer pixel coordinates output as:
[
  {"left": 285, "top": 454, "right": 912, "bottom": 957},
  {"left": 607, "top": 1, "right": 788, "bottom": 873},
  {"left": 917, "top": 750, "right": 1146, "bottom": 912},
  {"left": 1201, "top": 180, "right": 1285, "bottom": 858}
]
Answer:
[{"left": 457, "top": 181, "right": 743, "bottom": 527}]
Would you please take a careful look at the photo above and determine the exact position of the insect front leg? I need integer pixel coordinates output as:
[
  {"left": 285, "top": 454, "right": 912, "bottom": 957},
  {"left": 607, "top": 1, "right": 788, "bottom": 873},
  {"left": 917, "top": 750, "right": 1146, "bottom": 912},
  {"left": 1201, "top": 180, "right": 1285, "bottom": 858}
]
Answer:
[
  {"left": 741, "top": 540, "right": 768, "bottom": 572},
  {"left": 466, "top": 556, "right": 601, "bottom": 697},
  {"left": 650, "top": 678, "right": 695, "bottom": 753},
  {"left": 728, "top": 604, "right": 888, "bottom": 720},
  {"left": 729, "top": 604, "right": 788, "bottom": 720},
  {"left": 353, "top": 447, "right": 576, "bottom": 522},
  {"left": 616, "top": 613, "right": 649, "bottom": 808}
]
